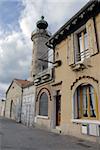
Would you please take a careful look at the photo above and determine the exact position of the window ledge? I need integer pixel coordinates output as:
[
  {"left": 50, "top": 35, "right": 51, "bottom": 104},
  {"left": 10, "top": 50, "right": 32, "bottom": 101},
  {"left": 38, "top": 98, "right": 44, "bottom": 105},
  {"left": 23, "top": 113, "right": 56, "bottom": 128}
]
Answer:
[
  {"left": 75, "top": 60, "right": 84, "bottom": 65},
  {"left": 71, "top": 61, "right": 86, "bottom": 71},
  {"left": 37, "top": 115, "right": 49, "bottom": 119},
  {"left": 71, "top": 57, "right": 91, "bottom": 71},
  {"left": 71, "top": 119, "right": 100, "bottom": 125}
]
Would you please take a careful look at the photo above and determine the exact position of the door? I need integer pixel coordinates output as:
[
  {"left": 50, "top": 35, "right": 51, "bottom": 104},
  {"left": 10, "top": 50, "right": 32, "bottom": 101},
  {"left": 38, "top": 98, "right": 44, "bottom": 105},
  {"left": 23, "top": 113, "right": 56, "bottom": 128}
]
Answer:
[
  {"left": 26, "top": 104, "right": 31, "bottom": 126},
  {"left": 56, "top": 91, "right": 61, "bottom": 126},
  {"left": 10, "top": 100, "right": 13, "bottom": 118}
]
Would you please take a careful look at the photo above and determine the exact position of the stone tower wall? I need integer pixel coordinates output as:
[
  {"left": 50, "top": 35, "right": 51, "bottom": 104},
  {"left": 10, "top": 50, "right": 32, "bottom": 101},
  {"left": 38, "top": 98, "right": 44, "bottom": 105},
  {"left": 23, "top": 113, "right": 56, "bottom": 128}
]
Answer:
[{"left": 30, "top": 29, "right": 50, "bottom": 81}]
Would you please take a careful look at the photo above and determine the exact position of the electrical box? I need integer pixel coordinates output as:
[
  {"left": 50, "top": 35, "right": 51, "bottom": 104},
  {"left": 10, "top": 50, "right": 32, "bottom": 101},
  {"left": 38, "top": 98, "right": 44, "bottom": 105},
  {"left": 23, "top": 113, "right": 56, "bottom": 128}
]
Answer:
[
  {"left": 81, "top": 124, "right": 88, "bottom": 135},
  {"left": 88, "top": 124, "right": 99, "bottom": 136}
]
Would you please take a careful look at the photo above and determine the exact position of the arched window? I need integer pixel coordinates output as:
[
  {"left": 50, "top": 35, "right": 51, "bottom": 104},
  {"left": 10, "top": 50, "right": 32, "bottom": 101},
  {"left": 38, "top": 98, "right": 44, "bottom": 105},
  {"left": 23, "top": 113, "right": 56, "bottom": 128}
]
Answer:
[
  {"left": 39, "top": 92, "right": 48, "bottom": 116},
  {"left": 73, "top": 84, "right": 98, "bottom": 119}
]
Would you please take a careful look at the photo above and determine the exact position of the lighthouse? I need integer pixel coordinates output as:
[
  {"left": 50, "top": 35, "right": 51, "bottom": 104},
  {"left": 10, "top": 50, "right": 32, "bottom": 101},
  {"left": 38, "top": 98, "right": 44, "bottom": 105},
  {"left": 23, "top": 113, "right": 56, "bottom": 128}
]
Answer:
[{"left": 30, "top": 16, "right": 51, "bottom": 81}]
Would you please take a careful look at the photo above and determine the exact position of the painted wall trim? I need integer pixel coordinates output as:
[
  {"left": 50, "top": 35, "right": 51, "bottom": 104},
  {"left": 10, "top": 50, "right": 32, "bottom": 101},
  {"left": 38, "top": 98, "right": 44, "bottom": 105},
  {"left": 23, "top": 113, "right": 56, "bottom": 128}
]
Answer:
[
  {"left": 71, "top": 119, "right": 100, "bottom": 125},
  {"left": 37, "top": 115, "right": 49, "bottom": 119}
]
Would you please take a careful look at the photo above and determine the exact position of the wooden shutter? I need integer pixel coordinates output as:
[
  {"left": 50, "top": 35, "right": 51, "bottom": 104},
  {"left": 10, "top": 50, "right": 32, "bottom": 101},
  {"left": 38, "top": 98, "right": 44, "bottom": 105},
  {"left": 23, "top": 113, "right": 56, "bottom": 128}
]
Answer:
[
  {"left": 67, "top": 34, "right": 74, "bottom": 65},
  {"left": 86, "top": 18, "right": 98, "bottom": 56},
  {"left": 95, "top": 14, "right": 100, "bottom": 51},
  {"left": 74, "top": 33, "right": 78, "bottom": 63}
]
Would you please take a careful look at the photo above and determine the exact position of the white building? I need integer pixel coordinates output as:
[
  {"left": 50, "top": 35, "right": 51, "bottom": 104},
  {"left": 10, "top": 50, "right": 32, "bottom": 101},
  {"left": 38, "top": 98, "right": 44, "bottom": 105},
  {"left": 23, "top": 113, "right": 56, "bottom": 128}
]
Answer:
[{"left": 21, "top": 82, "right": 35, "bottom": 126}]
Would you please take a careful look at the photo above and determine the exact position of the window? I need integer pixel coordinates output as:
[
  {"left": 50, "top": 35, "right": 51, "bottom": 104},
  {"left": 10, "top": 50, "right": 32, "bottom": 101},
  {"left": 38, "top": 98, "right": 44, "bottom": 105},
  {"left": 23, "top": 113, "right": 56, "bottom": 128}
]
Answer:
[
  {"left": 76, "top": 29, "right": 89, "bottom": 62},
  {"left": 42, "top": 65, "right": 47, "bottom": 71},
  {"left": 39, "top": 92, "right": 48, "bottom": 116},
  {"left": 73, "top": 84, "right": 98, "bottom": 119}
]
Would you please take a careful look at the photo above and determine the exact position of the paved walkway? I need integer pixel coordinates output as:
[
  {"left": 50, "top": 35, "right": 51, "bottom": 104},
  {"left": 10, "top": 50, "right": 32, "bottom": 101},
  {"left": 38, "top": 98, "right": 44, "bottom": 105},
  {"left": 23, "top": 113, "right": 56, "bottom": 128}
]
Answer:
[{"left": 0, "top": 117, "right": 100, "bottom": 150}]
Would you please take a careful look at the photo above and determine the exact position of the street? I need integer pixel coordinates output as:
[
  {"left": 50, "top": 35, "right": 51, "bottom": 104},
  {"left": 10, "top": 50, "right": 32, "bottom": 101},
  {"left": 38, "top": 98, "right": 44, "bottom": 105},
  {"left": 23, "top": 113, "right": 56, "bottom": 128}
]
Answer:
[{"left": 0, "top": 117, "right": 99, "bottom": 150}]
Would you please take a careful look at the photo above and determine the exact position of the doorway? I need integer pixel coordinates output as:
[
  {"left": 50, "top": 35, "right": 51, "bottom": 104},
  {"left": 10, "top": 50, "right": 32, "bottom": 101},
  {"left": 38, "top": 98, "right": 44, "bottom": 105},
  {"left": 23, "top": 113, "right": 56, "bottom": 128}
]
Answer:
[
  {"left": 10, "top": 100, "right": 13, "bottom": 118},
  {"left": 56, "top": 90, "right": 61, "bottom": 126}
]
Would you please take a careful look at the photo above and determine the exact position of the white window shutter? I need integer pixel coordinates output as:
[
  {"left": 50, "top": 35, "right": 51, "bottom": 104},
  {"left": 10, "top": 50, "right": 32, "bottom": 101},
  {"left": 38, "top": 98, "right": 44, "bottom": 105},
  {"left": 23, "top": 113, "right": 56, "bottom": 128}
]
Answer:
[
  {"left": 67, "top": 34, "right": 74, "bottom": 65},
  {"left": 86, "top": 18, "right": 98, "bottom": 56}
]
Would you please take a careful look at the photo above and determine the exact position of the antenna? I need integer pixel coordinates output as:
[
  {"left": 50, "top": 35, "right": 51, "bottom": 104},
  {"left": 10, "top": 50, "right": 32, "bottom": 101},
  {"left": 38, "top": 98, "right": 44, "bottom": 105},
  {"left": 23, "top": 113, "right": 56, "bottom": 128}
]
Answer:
[{"left": 40, "top": 2, "right": 44, "bottom": 20}]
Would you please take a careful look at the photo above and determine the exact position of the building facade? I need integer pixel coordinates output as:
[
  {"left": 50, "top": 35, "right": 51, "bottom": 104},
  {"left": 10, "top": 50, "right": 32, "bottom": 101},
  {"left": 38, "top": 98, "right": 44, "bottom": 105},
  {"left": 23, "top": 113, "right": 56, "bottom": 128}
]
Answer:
[
  {"left": 5, "top": 79, "right": 30, "bottom": 122},
  {"left": 5, "top": 17, "right": 52, "bottom": 127},
  {"left": 46, "top": 0, "right": 100, "bottom": 141},
  {"left": 4, "top": 0, "right": 100, "bottom": 142},
  {"left": 21, "top": 82, "right": 35, "bottom": 126}
]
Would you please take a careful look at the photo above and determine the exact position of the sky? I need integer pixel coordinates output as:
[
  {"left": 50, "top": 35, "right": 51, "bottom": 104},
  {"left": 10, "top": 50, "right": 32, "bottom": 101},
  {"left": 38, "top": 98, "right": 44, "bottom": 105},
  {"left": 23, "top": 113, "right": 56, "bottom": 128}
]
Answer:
[{"left": 0, "top": 0, "right": 89, "bottom": 99}]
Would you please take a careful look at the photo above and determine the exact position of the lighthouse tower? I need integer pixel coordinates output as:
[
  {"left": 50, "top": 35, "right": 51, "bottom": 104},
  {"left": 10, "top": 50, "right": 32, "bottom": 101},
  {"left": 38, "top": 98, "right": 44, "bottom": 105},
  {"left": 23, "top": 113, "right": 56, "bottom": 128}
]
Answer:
[{"left": 30, "top": 16, "right": 51, "bottom": 81}]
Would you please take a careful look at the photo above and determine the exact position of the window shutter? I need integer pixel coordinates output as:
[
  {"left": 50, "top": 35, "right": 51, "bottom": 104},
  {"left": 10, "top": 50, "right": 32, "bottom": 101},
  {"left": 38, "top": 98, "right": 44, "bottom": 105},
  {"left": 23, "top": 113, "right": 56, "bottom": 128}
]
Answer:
[
  {"left": 95, "top": 14, "right": 100, "bottom": 51},
  {"left": 86, "top": 18, "right": 98, "bottom": 56},
  {"left": 67, "top": 34, "right": 74, "bottom": 65},
  {"left": 74, "top": 33, "right": 78, "bottom": 63}
]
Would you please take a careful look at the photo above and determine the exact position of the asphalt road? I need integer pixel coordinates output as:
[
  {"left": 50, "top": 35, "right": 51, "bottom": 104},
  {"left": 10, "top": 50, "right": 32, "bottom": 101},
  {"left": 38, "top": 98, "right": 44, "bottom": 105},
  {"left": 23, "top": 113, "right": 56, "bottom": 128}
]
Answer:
[{"left": 0, "top": 117, "right": 99, "bottom": 150}]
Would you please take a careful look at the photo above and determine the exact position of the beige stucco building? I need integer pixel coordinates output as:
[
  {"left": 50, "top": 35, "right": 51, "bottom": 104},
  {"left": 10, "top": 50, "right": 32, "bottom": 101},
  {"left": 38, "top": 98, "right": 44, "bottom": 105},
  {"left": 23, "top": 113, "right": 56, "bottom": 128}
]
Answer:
[
  {"left": 46, "top": 0, "right": 100, "bottom": 141},
  {"left": 34, "top": 69, "right": 54, "bottom": 129},
  {"left": 5, "top": 79, "right": 30, "bottom": 122}
]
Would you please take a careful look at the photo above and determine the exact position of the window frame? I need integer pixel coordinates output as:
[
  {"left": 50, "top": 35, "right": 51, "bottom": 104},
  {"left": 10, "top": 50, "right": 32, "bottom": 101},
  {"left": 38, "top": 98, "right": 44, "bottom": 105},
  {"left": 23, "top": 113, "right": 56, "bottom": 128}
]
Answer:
[
  {"left": 73, "top": 84, "right": 98, "bottom": 120},
  {"left": 39, "top": 92, "right": 48, "bottom": 117},
  {"left": 74, "top": 25, "right": 89, "bottom": 63}
]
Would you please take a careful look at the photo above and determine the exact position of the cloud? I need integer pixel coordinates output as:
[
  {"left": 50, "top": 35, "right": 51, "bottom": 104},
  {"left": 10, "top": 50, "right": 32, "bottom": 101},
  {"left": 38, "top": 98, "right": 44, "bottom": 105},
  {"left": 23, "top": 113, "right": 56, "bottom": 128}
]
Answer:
[
  {"left": 0, "top": 82, "right": 9, "bottom": 93},
  {"left": 0, "top": 0, "right": 89, "bottom": 99},
  {"left": 19, "top": 0, "right": 39, "bottom": 38},
  {"left": 44, "top": 0, "right": 89, "bottom": 32},
  {"left": 19, "top": 0, "right": 89, "bottom": 36},
  {"left": 0, "top": 31, "right": 32, "bottom": 84}
]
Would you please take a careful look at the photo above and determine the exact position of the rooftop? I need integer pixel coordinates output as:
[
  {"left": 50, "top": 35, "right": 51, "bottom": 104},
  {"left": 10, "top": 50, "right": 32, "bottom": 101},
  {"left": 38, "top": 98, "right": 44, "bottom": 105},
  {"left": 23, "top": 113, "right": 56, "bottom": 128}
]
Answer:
[
  {"left": 14, "top": 79, "right": 30, "bottom": 87},
  {"left": 36, "top": 16, "right": 48, "bottom": 30},
  {"left": 46, "top": 0, "right": 100, "bottom": 48}
]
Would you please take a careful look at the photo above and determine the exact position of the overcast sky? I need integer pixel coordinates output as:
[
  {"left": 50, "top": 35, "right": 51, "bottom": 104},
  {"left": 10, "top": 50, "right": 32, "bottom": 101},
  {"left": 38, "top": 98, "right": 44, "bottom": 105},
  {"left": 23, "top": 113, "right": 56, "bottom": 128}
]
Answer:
[{"left": 0, "top": 0, "right": 89, "bottom": 99}]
